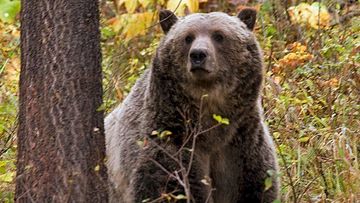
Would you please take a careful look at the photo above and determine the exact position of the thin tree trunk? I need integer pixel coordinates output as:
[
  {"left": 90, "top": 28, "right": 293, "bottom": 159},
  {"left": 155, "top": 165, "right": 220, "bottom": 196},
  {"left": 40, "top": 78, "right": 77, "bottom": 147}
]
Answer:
[{"left": 16, "top": 0, "right": 108, "bottom": 202}]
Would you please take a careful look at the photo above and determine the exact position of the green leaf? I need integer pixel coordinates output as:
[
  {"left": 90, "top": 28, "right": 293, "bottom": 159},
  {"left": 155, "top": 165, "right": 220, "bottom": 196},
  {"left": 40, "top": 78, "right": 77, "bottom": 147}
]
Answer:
[
  {"left": 265, "top": 25, "right": 277, "bottom": 37},
  {"left": 0, "top": 0, "right": 20, "bottom": 23},
  {"left": 212, "top": 114, "right": 230, "bottom": 125},
  {"left": 264, "top": 177, "right": 272, "bottom": 191}
]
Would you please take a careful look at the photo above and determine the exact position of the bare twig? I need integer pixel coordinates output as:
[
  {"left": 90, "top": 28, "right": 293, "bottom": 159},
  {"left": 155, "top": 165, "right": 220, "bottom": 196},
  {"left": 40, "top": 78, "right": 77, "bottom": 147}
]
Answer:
[
  {"left": 297, "top": 176, "right": 319, "bottom": 202},
  {"left": 145, "top": 0, "right": 183, "bottom": 30},
  {"left": 272, "top": 107, "right": 298, "bottom": 203},
  {"left": 149, "top": 157, "right": 184, "bottom": 186},
  {"left": 331, "top": 10, "right": 360, "bottom": 26},
  {"left": 205, "top": 188, "right": 216, "bottom": 203}
]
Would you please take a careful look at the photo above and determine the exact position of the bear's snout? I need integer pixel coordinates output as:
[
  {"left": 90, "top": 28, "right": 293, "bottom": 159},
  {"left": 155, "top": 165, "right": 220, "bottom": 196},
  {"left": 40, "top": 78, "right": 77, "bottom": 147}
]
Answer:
[
  {"left": 189, "top": 48, "right": 211, "bottom": 74},
  {"left": 190, "top": 48, "right": 208, "bottom": 66},
  {"left": 187, "top": 36, "right": 216, "bottom": 76}
]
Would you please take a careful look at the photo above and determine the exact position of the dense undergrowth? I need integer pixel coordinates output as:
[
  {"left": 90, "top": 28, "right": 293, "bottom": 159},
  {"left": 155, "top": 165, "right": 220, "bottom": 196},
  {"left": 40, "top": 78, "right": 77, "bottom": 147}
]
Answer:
[{"left": 0, "top": 0, "right": 359, "bottom": 202}]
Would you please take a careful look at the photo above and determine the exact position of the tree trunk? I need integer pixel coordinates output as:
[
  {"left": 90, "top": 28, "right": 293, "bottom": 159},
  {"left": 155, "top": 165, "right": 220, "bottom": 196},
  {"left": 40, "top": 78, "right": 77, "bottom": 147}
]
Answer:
[{"left": 16, "top": 0, "right": 108, "bottom": 202}]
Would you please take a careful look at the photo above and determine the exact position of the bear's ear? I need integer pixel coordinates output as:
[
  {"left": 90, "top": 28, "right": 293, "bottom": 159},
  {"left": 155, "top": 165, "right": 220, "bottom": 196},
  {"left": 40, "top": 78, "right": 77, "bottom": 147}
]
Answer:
[
  {"left": 159, "top": 10, "right": 178, "bottom": 33},
  {"left": 237, "top": 8, "right": 257, "bottom": 31}
]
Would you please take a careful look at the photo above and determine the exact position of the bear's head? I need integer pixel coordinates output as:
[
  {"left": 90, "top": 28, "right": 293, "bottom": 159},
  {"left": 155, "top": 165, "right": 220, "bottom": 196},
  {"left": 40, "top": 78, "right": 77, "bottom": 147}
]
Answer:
[{"left": 155, "top": 9, "right": 263, "bottom": 103}]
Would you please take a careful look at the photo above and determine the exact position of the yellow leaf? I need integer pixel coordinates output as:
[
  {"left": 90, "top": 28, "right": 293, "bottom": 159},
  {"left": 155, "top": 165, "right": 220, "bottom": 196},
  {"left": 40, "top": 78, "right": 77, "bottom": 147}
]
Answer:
[
  {"left": 167, "top": 0, "right": 186, "bottom": 16},
  {"left": 161, "top": 193, "right": 172, "bottom": 201},
  {"left": 138, "top": 0, "right": 151, "bottom": 8},
  {"left": 125, "top": 0, "right": 138, "bottom": 13},
  {"left": 288, "top": 2, "right": 330, "bottom": 29},
  {"left": 173, "top": 194, "right": 187, "bottom": 200},
  {"left": 185, "top": 0, "right": 199, "bottom": 13},
  {"left": 167, "top": 0, "right": 199, "bottom": 15},
  {"left": 116, "top": 0, "right": 126, "bottom": 8},
  {"left": 308, "top": 3, "right": 330, "bottom": 29},
  {"left": 329, "top": 78, "right": 339, "bottom": 87},
  {"left": 273, "top": 76, "right": 282, "bottom": 84},
  {"left": 298, "top": 136, "right": 310, "bottom": 143},
  {"left": 159, "top": 130, "right": 172, "bottom": 139},
  {"left": 118, "top": 12, "right": 154, "bottom": 41}
]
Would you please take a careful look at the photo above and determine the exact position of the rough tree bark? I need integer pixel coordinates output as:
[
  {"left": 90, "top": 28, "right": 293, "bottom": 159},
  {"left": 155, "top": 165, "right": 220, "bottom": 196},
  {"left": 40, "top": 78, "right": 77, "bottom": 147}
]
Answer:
[{"left": 16, "top": 0, "right": 108, "bottom": 202}]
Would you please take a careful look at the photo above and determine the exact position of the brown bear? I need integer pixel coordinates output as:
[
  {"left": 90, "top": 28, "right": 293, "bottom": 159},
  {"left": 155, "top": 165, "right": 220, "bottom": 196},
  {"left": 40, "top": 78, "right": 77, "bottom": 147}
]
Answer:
[{"left": 105, "top": 9, "right": 279, "bottom": 203}]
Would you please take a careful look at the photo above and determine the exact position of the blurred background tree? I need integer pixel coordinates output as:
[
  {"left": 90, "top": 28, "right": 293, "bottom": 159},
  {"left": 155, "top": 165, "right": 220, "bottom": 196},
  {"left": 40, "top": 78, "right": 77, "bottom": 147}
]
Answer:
[{"left": 0, "top": 0, "right": 359, "bottom": 202}]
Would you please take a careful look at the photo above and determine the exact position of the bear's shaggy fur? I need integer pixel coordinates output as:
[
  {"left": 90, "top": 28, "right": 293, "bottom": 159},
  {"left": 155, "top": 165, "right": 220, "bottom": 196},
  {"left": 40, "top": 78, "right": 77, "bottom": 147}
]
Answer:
[{"left": 105, "top": 9, "right": 279, "bottom": 203}]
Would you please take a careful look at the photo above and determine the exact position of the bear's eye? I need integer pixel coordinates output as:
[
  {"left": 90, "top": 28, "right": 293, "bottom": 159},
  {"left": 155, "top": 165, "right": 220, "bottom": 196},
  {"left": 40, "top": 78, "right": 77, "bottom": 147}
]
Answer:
[
  {"left": 185, "top": 35, "right": 194, "bottom": 44},
  {"left": 213, "top": 33, "right": 224, "bottom": 43}
]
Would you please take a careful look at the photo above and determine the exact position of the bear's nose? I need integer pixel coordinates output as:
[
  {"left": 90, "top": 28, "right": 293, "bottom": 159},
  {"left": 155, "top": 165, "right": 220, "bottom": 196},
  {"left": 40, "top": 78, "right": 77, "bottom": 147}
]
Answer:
[{"left": 190, "top": 49, "right": 208, "bottom": 66}]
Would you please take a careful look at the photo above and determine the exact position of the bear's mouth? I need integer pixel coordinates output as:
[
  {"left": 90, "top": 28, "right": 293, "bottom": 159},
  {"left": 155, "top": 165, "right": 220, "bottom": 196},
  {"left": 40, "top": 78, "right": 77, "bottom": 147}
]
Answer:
[{"left": 190, "top": 65, "right": 211, "bottom": 74}]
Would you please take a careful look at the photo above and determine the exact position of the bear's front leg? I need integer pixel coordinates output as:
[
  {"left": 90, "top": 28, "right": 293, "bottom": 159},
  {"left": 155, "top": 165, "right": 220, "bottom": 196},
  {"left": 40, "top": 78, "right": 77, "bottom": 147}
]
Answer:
[
  {"left": 235, "top": 126, "right": 279, "bottom": 203},
  {"left": 237, "top": 147, "right": 279, "bottom": 203},
  {"left": 211, "top": 125, "right": 279, "bottom": 203}
]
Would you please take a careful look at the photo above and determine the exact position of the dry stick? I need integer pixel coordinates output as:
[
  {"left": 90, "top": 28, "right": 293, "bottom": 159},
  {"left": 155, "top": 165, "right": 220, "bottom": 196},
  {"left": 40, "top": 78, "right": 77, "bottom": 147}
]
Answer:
[
  {"left": 272, "top": 108, "right": 298, "bottom": 203},
  {"left": 186, "top": 95, "right": 206, "bottom": 175},
  {"left": 182, "top": 168, "right": 192, "bottom": 203},
  {"left": 0, "top": 115, "right": 18, "bottom": 157},
  {"left": 148, "top": 189, "right": 181, "bottom": 203},
  {"left": 330, "top": 10, "right": 360, "bottom": 27},
  {"left": 148, "top": 195, "right": 167, "bottom": 203},
  {"left": 177, "top": 94, "right": 207, "bottom": 155},
  {"left": 283, "top": 0, "right": 292, "bottom": 23},
  {"left": 147, "top": 137, "right": 182, "bottom": 167},
  {"left": 161, "top": 95, "right": 219, "bottom": 202},
  {"left": 183, "top": 95, "right": 212, "bottom": 203},
  {"left": 316, "top": 0, "right": 322, "bottom": 49},
  {"left": 175, "top": 107, "right": 195, "bottom": 156},
  {"left": 149, "top": 155, "right": 190, "bottom": 203},
  {"left": 186, "top": 123, "right": 221, "bottom": 176},
  {"left": 273, "top": 137, "right": 298, "bottom": 202},
  {"left": 205, "top": 188, "right": 216, "bottom": 203},
  {"left": 145, "top": 0, "right": 183, "bottom": 30},
  {"left": 147, "top": 136, "right": 193, "bottom": 202},
  {"left": 145, "top": 97, "right": 219, "bottom": 202},
  {"left": 149, "top": 158, "right": 183, "bottom": 186},
  {"left": 316, "top": 156, "right": 329, "bottom": 202},
  {"left": 182, "top": 122, "right": 222, "bottom": 203},
  {"left": 266, "top": 42, "right": 274, "bottom": 73},
  {"left": 297, "top": 176, "right": 319, "bottom": 202}
]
